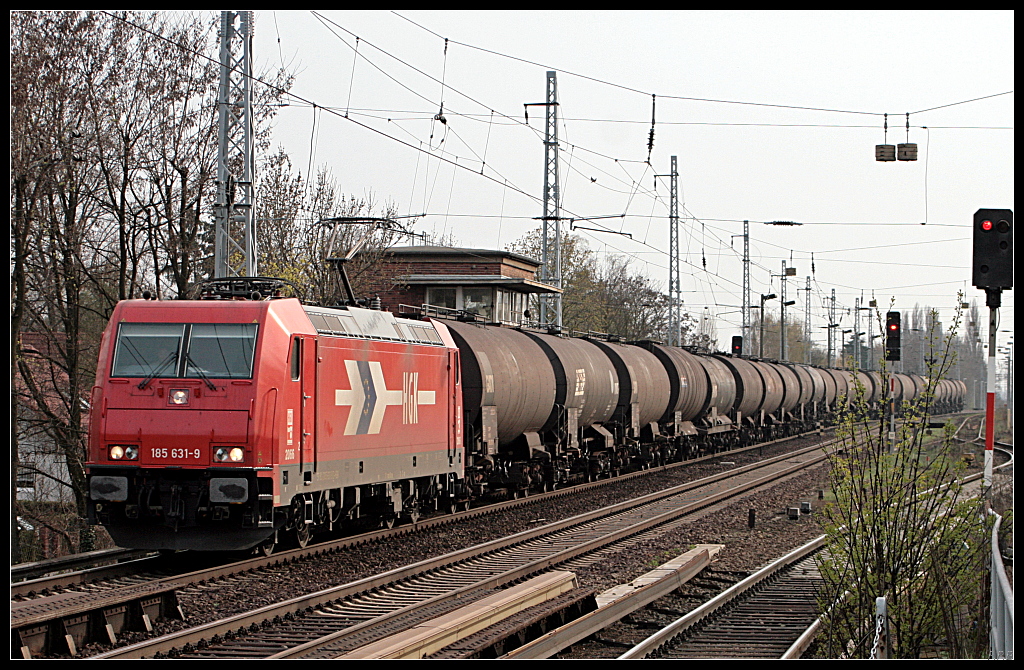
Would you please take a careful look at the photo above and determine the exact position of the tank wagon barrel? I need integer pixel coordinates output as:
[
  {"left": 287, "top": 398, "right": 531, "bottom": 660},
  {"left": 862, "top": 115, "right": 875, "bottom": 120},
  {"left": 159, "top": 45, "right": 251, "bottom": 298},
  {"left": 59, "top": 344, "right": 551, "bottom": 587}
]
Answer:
[
  {"left": 690, "top": 354, "right": 737, "bottom": 430},
  {"left": 712, "top": 354, "right": 766, "bottom": 434}
]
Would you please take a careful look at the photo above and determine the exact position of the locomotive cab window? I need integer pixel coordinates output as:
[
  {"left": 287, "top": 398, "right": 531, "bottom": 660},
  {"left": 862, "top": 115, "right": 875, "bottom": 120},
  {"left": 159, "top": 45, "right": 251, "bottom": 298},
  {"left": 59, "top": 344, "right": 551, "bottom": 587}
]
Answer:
[
  {"left": 111, "top": 324, "right": 185, "bottom": 378},
  {"left": 185, "top": 324, "right": 257, "bottom": 379},
  {"left": 111, "top": 322, "right": 257, "bottom": 379},
  {"left": 290, "top": 337, "right": 301, "bottom": 380}
]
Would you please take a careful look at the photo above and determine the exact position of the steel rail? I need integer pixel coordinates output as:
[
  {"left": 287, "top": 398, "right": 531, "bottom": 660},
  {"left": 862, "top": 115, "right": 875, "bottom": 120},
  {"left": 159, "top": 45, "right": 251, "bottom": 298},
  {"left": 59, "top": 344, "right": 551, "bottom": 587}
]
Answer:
[
  {"left": 89, "top": 444, "right": 828, "bottom": 659},
  {"left": 619, "top": 535, "right": 826, "bottom": 659},
  {"left": 11, "top": 427, "right": 828, "bottom": 602}
]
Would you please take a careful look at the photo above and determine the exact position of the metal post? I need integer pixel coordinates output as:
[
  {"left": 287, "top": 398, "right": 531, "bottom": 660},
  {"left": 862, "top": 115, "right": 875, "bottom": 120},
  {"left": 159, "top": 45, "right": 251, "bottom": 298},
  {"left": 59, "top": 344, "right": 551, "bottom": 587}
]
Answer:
[
  {"left": 760, "top": 298, "right": 766, "bottom": 359},
  {"left": 214, "top": 10, "right": 256, "bottom": 279},
  {"left": 668, "top": 156, "right": 680, "bottom": 345},
  {"left": 538, "top": 71, "right": 561, "bottom": 329},
  {"left": 829, "top": 289, "right": 836, "bottom": 367},
  {"left": 984, "top": 301, "right": 997, "bottom": 489},
  {"left": 781, "top": 261, "right": 787, "bottom": 360},
  {"left": 854, "top": 296, "right": 861, "bottom": 369},
  {"left": 873, "top": 596, "right": 890, "bottom": 659},
  {"left": 889, "top": 374, "right": 896, "bottom": 451},
  {"left": 743, "top": 221, "right": 750, "bottom": 352},
  {"left": 805, "top": 276, "right": 811, "bottom": 364},
  {"left": 1006, "top": 340, "right": 1013, "bottom": 430}
]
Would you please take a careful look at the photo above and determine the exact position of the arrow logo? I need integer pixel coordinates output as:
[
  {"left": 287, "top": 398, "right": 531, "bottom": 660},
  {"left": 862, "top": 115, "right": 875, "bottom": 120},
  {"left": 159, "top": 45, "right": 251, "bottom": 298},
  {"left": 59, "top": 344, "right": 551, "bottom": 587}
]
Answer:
[{"left": 335, "top": 360, "right": 435, "bottom": 435}]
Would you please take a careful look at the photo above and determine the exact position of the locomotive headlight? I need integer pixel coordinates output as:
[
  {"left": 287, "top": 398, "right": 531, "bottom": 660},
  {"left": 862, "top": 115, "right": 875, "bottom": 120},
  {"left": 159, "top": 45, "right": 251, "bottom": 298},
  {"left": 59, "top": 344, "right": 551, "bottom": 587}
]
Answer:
[
  {"left": 214, "top": 447, "right": 245, "bottom": 463},
  {"left": 109, "top": 444, "right": 139, "bottom": 461},
  {"left": 169, "top": 389, "right": 190, "bottom": 405}
]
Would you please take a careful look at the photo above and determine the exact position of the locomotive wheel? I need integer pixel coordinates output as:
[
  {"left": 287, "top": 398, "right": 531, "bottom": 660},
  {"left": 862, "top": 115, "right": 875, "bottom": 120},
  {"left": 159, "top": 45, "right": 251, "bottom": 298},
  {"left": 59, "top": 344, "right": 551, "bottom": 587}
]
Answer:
[
  {"left": 256, "top": 538, "right": 276, "bottom": 557},
  {"left": 295, "top": 523, "right": 311, "bottom": 549}
]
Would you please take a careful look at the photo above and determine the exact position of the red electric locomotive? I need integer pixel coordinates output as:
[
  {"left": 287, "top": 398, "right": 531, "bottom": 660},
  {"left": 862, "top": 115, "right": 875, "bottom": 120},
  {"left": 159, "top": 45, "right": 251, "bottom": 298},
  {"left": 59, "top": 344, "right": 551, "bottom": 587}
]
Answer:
[{"left": 86, "top": 281, "right": 464, "bottom": 553}]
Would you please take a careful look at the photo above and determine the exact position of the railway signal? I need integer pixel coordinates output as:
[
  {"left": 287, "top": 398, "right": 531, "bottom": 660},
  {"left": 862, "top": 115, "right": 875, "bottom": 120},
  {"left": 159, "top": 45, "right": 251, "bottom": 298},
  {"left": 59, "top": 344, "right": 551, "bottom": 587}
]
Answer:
[
  {"left": 885, "top": 312, "right": 901, "bottom": 361},
  {"left": 972, "top": 207, "right": 1013, "bottom": 493},
  {"left": 972, "top": 208, "right": 1013, "bottom": 291},
  {"left": 731, "top": 335, "right": 743, "bottom": 355}
]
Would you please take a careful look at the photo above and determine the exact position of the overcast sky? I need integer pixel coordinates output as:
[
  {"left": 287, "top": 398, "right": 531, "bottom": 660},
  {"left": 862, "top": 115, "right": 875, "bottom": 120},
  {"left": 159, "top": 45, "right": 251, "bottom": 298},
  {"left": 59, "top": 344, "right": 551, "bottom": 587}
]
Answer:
[{"left": 245, "top": 10, "right": 1013, "bottom": 357}]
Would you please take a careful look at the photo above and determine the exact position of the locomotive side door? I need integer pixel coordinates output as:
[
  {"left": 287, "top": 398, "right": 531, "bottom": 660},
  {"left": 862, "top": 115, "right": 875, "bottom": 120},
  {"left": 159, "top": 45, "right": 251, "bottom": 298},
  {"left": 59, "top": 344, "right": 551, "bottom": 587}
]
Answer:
[
  {"left": 449, "top": 349, "right": 462, "bottom": 465},
  {"left": 300, "top": 334, "right": 317, "bottom": 483}
]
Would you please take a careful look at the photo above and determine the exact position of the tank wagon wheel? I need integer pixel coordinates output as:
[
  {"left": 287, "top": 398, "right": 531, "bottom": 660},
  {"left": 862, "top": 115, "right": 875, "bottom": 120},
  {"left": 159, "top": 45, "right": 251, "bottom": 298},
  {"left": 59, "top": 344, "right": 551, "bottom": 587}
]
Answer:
[{"left": 380, "top": 516, "right": 397, "bottom": 530}]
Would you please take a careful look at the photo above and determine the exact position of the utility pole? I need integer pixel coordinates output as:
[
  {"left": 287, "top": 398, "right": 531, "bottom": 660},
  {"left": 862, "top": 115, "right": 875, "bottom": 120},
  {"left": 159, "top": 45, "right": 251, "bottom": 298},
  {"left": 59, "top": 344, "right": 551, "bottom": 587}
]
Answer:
[
  {"left": 657, "top": 157, "right": 682, "bottom": 345},
  {"left": 828, "top": 289, "right": 836, "bottom": 367},
  {"left": 531, "top": 71, "right": 562, "bottom": 329},
  {"left": 669, "top": 156, "right": 681, "bottom": 346},
  {"left": 804, "top": 276, "right": 812, "bottom": 363},
  {"left": 854, "top": 296, "right": 861, "bottom": 368},
  {"left": 781, "top": 261, "right": 788, "bottom": 360},
  {"left": 743, "top": 221, "right": 750, "bottom": 353},
  {"left": 729, "top": 221, "right": 751, "bottom": 353},
  {"left": 213, "top": 10, "right": 256, "bottom": 279},
  {"left": 778, "top": 261, "right": 796, "bottom": 360}
]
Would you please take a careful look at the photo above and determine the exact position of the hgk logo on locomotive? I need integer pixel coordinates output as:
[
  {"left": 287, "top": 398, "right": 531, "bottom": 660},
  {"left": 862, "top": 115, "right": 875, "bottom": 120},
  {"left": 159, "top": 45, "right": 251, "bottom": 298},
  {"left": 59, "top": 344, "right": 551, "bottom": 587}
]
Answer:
[{"left": 334, "top": 360, "right": 436, "bottom": 435}]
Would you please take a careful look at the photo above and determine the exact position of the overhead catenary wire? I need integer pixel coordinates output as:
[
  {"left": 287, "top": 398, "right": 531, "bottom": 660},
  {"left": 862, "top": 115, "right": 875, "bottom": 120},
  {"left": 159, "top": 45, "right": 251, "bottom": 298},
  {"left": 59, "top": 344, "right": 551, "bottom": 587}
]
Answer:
[{"left": 97, "top": 10, "right": 1009, "bottom": 346}]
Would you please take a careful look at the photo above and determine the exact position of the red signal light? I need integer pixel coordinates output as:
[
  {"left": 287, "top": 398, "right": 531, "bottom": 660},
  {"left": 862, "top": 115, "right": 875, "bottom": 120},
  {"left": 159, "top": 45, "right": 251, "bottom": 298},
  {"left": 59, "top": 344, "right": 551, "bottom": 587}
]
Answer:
[{"left": 982, "top": 219, "right": 993, "bottom": 231}]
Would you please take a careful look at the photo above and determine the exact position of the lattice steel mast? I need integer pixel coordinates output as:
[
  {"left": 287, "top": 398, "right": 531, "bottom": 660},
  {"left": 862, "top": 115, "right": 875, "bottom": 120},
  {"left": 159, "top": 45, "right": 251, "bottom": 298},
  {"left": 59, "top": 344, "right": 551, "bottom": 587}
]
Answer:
[
  {"left": 668, "top": 156, "right": 681, "bottom": 345},
  {"left": 213, "top": 11, "right": 256, "bottom": 279},
  {"left": 742, "top": 220, "right": 750, "bottom": 352},
  {"left": 538, "top": 71, "right": 562, "bottom": 328}
]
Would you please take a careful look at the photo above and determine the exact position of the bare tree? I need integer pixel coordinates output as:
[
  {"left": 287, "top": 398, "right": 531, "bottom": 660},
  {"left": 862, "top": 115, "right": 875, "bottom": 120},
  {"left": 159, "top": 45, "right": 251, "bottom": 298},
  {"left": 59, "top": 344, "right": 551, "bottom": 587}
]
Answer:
[
  {"left": 507, "top": 229, "right": 692, "bottom": 342},
  {"left": 12, "top": 10, "right": 109, "bottom": 554},
  {"left": 10, "top": 10, "right": 293, "bottom": 557},
  {"left": 255, "top": 150, "right": 414, "bottom": 306}
]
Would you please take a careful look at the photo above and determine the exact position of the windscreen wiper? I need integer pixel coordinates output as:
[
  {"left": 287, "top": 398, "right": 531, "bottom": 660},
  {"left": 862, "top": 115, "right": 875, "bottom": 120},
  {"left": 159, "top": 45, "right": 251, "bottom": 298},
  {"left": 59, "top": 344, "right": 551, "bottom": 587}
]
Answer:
[
  {"left": 184, "top": 353, "right": 218, "bottom": 391},
  {"left": 137, "top": 351, "right": 178, "bottom": 390}
]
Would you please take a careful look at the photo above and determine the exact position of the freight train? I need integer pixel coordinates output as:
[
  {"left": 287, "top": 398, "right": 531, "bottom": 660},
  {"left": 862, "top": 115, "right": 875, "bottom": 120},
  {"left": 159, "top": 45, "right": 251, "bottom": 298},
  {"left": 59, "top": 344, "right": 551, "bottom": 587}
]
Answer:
[{"left": 85, "top": 279, "right": 965, "bottom": 553}]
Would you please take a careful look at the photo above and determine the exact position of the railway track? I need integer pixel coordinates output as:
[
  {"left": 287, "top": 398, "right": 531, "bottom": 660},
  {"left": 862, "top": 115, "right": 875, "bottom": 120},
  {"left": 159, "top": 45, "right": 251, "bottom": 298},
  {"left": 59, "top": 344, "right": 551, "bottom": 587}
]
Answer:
[
  {"left": 12, "top": 428, "right": 830, "bottom": 658},
  {"left": 13, "top": 428, "right": 825, "bottom": 597},
  {"left": 13, "top": 412, "right": 987, "bottom": 659},
  {"left": 81, "top": 440, "right": 827, "bottom": 659},
  {"left": 618, "top": 537, "right": 825, "bottom": 659}
]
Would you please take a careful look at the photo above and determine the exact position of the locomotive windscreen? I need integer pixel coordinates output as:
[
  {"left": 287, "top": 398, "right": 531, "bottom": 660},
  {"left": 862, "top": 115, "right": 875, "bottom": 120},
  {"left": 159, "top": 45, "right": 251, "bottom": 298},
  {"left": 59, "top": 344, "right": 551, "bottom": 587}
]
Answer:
[{"left": 111, "top": 322, "right": 257, "bottom": 379}]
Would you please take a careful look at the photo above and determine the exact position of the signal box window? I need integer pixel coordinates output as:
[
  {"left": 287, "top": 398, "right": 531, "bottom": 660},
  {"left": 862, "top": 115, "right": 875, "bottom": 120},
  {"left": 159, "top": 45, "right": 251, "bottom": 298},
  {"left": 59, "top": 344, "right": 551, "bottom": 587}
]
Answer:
[
  {"left": 427, "top": 288, "right": 457, "bottom": 310},
  {"left": 462, "top": 288, "right": 493, "bottom": 320}
]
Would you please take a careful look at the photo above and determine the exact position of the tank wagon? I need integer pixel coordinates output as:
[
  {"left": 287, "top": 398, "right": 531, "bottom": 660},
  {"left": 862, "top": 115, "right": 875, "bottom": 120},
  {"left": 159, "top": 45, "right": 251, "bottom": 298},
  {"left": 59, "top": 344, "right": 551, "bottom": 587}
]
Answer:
[{"left": 85, "top": 283, "right": 965, "bottom": 553}]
